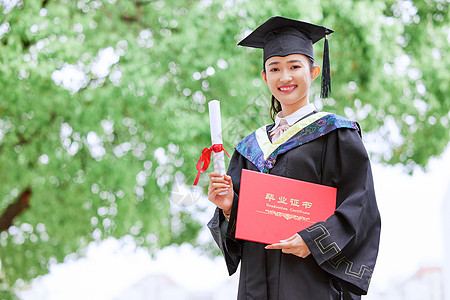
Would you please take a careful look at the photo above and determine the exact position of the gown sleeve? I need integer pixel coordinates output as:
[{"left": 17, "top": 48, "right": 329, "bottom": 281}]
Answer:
[
  {"left": 207, "top": 150, "right": 245, "bottom": 276},
  {"left": 298, "top": 128, "right": 381, "bottom": 296}
]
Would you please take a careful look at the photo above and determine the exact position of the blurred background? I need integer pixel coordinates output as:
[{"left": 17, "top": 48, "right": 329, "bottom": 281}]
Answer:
[{"left": 0, "top": 0, "right": 449, "bottom": 299}]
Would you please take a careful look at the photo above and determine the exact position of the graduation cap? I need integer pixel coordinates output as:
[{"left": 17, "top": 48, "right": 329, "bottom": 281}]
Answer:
[{"left": 238, "top": 16, "right": 334, "bottom": 98}]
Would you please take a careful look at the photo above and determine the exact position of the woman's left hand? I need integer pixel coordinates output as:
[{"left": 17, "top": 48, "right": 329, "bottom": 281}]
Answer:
[{"left": 265, "top": 233, "right": 311, "bottom": 258}]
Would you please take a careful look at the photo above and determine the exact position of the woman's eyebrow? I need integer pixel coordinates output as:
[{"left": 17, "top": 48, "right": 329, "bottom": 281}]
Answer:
[
  {"left": 267, "top": 61, "right": 279, "bottom": 67},
  {"left": 267, "top": 59, "right": 305, "bottom": 66},
  {"left": 288, "top": 59, "right": 305, "bottom": 64}
]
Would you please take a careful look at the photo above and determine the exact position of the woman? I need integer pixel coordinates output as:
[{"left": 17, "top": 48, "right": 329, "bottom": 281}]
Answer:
[{"left": 207, "top": 16, "right": 381, "bottom": 300}]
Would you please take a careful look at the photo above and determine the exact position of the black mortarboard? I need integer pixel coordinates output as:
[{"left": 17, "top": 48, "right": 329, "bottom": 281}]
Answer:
[{"left": 238, "top": 16, "right": 334, "bottom": 98}]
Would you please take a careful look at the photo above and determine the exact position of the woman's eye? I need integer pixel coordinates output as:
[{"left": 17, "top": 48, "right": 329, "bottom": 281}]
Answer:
[
  {"left": 270, "top": 68, "right": 279, "bottom": 72},
  {"left": 292, "top": 65, "right": 301, "bottom": 69}
]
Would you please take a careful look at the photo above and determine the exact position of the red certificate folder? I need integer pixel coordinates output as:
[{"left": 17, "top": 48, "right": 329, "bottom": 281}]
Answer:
[{"left": 235, "top": 169, "right": 336, "bottom": 245}]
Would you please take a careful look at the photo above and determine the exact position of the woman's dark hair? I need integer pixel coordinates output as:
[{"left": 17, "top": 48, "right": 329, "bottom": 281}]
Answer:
[{"left": 265, "top": 57, "right": 316, "bottom": 121}]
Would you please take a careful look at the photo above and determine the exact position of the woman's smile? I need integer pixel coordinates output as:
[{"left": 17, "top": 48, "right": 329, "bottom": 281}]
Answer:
[{"left": 278, "top": 85, "right": 297, "bottom": 93}]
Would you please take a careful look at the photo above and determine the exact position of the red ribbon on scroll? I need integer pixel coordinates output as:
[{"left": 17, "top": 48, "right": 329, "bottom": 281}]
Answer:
[{"left": 193, "top": 144, "right": 230, "bottom": 185}]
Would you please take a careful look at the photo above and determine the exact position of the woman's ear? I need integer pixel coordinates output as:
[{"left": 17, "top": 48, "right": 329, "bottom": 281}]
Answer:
[
  {"left": 261, "top": 70, "right": 268, "bottom": 84},
  {"left": 311, "top": 65, "right": 321, "bottom": 81}
]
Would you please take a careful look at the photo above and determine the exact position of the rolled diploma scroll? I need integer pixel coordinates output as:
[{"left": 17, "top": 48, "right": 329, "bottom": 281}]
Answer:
[{"left": 208, "top": 100, "right": 227, "bottom": 192}]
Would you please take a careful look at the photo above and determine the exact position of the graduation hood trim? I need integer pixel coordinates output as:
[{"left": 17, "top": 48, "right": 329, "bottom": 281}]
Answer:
[{"left": 235, "top": 113, "right": 359, "bottom": 173}]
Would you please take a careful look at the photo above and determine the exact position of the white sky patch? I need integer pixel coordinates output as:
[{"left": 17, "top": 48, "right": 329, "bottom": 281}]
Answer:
[
  {"left": 137, "top": 29, "right": 154, "bottom": 48},
  {"left": 154, "top": 147, "right": 168, "bottom": 165},
  {"left": 17, "top": 237, "right": 153, "bottom": 300},
  {"left": 39, "top": 7, "right": 47, "bottom": 17},
  {"left": 384, "top": 62, "right": 393, "bottom": 75},
  {"left": 86, "top": 131, "right": 100, "bottom": 145},
  {"left": 379, "top": 15, "right": 396, "bottom": 26},
  {"left": 113, "top": 142, "right": 131, "bottom": 158},
  {"left": 370, "top": 144, "right": 450, "bottom": 292},
  {"left": 403, "top": 114, "right": 415, "bottom": 125},
  {"left": 51, "top": 47, "right": 120, "bottom": 93},
  {"left": 394, "top": 54, "right": 411, "bottom": 75},
  {"left": 217, "top": 58, "right": 228, "bottom": 69},
  {"left": 381, "top": 115, "right": 404, "bottom": 146},
  {"left": 192, "top": 71, "right": 201, "bottom": 80},
  {"left": 206, "top": 66, "right": 215, "bottom": 76},
  {"left": 101, "top": 120, "right": 114, "bottom": 135},
  {"left": 51, "top": 64, "right": 89, "bottom": 94},
  {"left": 108, "top": 69, "right": 122, "bottom": 86},
  {"left": 39, "top": 154, "right": 49, "bottom": 164},
  {"left": 392, "top": 0, "right": 419, "bottom": 24},
  {"left": 135, "top": 171, "right": 148, "bottom": 186},
  {"left": 86, "top": 131, "right": 105, "bottom": 160},
  {"left": 431, "top": 48, "right": 442, "bottom": 60},
  {"left": 91, "top": 47, "right": 119, "bottom": 78},
  {"left": 407, "top": 67, "right": 421, "bottom": 81},
  {"left": 67, "top": 142, "right": 79, "bottom": 156},
  {"left": 416, "top": 82, "right": 426, "bottom": 96},
  {"left": 17, "top": 237, "right": 235, "bottom": 300},
  {"left": 1, "top": 0, "right": 19, "bottom": 14},
  {"left": 0, "top": 21, "right": 10, "bottom": 39},
  {"left": 0, "top": 119, "right": 9, "bottom": 143},
  {"left": 192, "top": 91, "right": 206, "bottom": 104},
  {"left": 363, "top": 115, "right": 404, "bottom": 162},
  {"left": 60, "top": 123, "right": 73, "bottom": 140},
  {"left": 413, "top": 99, "right": 427, "bottom": 115},
  {"left": 59, "top": 123, "right": 80, "bottom": 156}
]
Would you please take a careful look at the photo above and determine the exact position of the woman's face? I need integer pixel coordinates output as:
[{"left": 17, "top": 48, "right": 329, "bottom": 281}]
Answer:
[{"left": 262, "top": 54, "right": 320, "bottom": 117}]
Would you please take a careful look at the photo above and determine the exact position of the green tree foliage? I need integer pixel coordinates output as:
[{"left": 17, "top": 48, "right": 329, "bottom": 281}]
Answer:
[{"left": 0, "top": 0, "right": 448, "bottom": 297}]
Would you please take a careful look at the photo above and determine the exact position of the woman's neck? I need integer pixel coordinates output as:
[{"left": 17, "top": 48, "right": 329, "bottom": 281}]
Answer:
[{"left": 279, "top": 99, "right": 309, "bottom": 118}]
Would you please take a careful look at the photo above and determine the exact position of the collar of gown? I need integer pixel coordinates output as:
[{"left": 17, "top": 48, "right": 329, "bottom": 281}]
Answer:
[{"left": 269, "top": 103, "right": 316, "bottom": 133}]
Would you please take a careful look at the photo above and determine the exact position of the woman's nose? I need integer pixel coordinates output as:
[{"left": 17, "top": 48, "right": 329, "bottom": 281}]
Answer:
[{"left": 280, "top": 70, "right": 292, "bottom": 82}]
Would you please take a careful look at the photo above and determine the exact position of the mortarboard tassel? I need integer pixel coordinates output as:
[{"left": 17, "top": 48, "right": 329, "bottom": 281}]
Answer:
[{"left": 320, "top": 33, "right": 331, "bottom": 98}]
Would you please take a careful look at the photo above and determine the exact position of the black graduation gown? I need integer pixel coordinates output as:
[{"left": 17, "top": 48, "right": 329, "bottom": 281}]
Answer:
[{"left": 208, "top": 113, "right": 381, "bottom": 300}]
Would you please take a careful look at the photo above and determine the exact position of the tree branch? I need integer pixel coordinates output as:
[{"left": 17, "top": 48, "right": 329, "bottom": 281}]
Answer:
[
  {"left": 0, "top": 188, "right": 32, "bottom": 232},
  {"left": 135, "top": 0, "right": 152, "bottom": 7}
]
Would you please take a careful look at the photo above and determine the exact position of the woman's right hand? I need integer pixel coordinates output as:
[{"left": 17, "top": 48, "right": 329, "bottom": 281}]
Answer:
[{"left": 208, "top": 172, "right": 234, "bottom": 215}]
